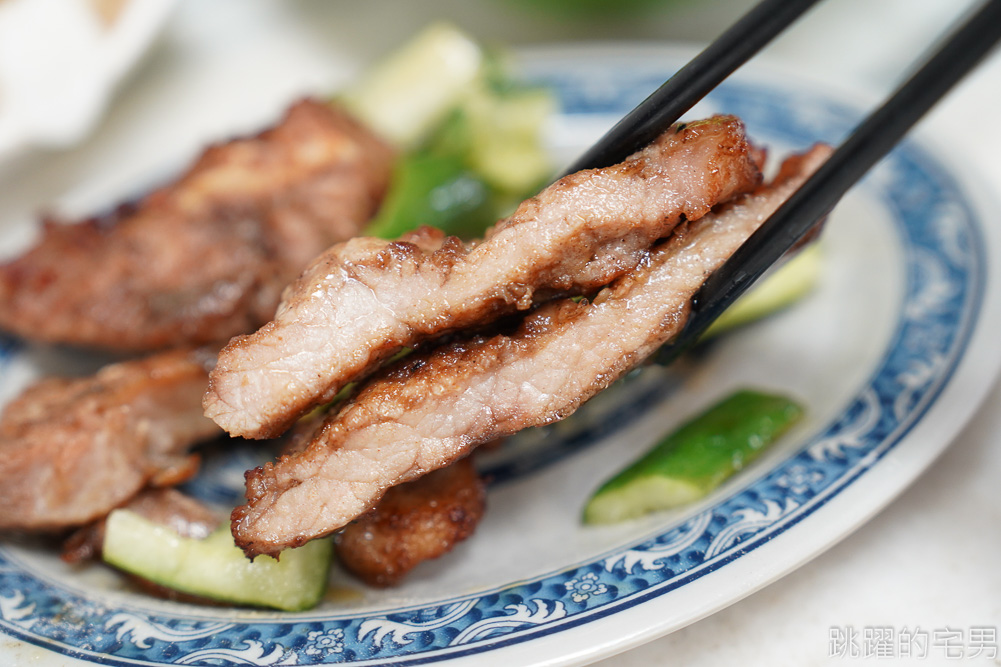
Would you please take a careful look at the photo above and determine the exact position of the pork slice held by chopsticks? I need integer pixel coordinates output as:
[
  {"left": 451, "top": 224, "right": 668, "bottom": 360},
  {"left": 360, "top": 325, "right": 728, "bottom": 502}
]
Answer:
[
  {"left": 205, "top": 115, "right": 764, "bottom": 440},
  {"left": 0, "top": 348, "right": 221, "bottom": 532},
  {"left": 0, "top": 99, "right": 394, "bottom": 352},
  {"left": 231, "top": 143, "right": 833, "bottom": 558}
]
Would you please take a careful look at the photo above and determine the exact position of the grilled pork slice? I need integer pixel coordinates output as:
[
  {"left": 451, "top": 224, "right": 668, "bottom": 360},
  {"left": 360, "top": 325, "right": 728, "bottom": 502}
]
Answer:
[
  {"left": 334, "top": 456, "right": 486, "bottom": 587},
  {"left": 206, "top": 115, "right": 764, "bottom": 440},
  {"left": 230, "top": 144, "right": 832, "bottom": 557},
  {"left": 0, "top": 99, "right": 394, "bottom": 351},
  {"left": 0, "top": 348, "right": 220, "bottom": 531}
]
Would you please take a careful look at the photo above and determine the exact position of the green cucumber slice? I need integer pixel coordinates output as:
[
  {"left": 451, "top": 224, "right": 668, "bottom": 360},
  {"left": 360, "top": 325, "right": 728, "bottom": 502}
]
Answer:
[
  {"left": 363, "top": 151, "right": 493, "bottom": 239},
  {"left": 583, "top": 389, "right": 804, "bottom": 524},
  {"left": 103, "top": 509, "right": 333, "bottom": 611},
  {"left": 340, "top": 22, "right": 483, "bottom": 149},
  {"left": 703, "top": 243, "right": 823, "bottom": 338},
  {"left": 458, "top": 83, "right": 555, "bottom": 195}
]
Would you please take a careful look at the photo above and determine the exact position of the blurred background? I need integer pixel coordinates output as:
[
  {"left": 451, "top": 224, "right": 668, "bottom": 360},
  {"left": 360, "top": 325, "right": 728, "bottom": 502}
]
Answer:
[
  {"left": 0, "top": 0, "right": 997, "bottom": 665},
  {"left": 0, "top": 0, "right": 995, "bottom": 228}
]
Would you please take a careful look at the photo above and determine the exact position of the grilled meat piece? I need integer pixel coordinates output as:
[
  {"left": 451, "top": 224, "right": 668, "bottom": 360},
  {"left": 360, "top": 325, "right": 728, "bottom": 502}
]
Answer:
[
  {"left": 0, "top": 99, "right": 394, "bottom": 351},
  {"left": 0, "top": 348, "right": 220, "bottom": 531},
  {"left": 62, "top": 487, "right": 220, "bottom": 563},
  {"left": 334, "top": 456, "right": 486, "bottom": 587},
  {"left": 206, "top": 115, "right": 764, "bottom": 439},
  {"left": 230, "top": 144, "right": 832, "bottom": 557}
]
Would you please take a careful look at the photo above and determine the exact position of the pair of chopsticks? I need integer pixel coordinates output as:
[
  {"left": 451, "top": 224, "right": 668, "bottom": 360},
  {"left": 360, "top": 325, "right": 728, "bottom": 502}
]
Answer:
[{"left": 568, "top": 0, "right": 1001, "bottom": 360}]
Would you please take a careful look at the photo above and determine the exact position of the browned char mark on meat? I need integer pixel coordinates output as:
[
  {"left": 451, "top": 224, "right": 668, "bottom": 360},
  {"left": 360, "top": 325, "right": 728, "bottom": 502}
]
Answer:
[
  {"left": 205, "top": 115, "right": 764, "bottom": 440},
  {"left": 230, "top": 144, "right": 833, "bottom": 558},
  {"left": 334, "top": 456, "right": 486, "bottom": 587},
  {"left": 0, "top": 99, "right": 394, "bottom": 351}
]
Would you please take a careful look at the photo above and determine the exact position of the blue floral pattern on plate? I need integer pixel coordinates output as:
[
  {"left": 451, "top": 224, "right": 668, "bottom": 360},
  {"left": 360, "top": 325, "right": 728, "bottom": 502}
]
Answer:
[{"left": 0, "top": 54, "right": 985, "bottom": 665}]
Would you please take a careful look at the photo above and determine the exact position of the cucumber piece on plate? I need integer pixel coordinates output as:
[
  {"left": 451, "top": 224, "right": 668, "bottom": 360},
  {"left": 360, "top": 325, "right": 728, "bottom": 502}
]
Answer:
[
  {"left": 340, "top": 22, "right": 483, "bottom": 149},
  {"left": 583, "top": 389, "right": 804, "bottom": 524},
  {"left": 703, "top": 243, "right": 823, "bottom": 338},
  {"left": 346, "top": 23, "right": 556, "bottom": 240},
  {"left": 103, "top": 509, "right": 333, "bottom": 611},
  {"left": 458, "top": 78, "right": 555, "bottom": 196}
]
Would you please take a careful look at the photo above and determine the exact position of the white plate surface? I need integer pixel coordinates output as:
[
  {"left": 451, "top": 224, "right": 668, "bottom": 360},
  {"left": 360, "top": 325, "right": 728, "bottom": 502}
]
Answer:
[
  {"left": 0, "top": 0, "right": 177, "bottom": 164},
  {"left": 1, "top": 45, "right": 1000, "bottom": 666}
]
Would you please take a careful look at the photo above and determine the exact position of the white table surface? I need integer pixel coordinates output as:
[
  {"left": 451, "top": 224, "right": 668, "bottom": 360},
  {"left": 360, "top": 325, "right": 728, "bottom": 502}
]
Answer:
[{"left": 1, "top": 1, "right": 998, "bottom": 665}]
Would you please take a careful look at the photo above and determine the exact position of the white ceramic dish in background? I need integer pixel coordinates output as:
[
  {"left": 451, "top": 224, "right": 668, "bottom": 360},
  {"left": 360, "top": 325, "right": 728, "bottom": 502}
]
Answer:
[
  {"left": 0, "top": 45, "right": 999, "bottom": 666},
  {"left": 0, "top": 0, "right": 176, "bottom": 163}
]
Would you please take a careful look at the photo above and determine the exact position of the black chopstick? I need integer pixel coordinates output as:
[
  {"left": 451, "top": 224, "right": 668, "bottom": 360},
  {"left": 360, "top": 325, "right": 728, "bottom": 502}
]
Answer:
[
  {"left": 563, "top": 0, "right": 822, "bottom": 175},
  {"left": 658, "top": 0, "right": 1001, "bottom": 362}
]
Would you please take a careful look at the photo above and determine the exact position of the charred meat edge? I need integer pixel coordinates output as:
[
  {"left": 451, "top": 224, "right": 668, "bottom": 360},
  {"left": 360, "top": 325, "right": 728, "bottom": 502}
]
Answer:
[{"left": 334, "top": 456, "right": 486, "bottom": 587}]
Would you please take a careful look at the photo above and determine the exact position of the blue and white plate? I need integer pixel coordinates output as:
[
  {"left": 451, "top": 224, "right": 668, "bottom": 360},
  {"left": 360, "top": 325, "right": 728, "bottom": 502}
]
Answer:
[{"left": 2, "top": 45, "right": 1000, "bottom": 666}]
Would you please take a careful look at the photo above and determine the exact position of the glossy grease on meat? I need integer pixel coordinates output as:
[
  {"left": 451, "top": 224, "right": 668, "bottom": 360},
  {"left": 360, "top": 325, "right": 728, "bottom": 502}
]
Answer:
[
  {"left": 0, "top": 99, "right": 394, "bottom": 351},
  {"left": 206, "top": 116, "right": 763, "bottom": 439},
  {"left": 230, "top": 144, "right": 833, "bottom": 557}
]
